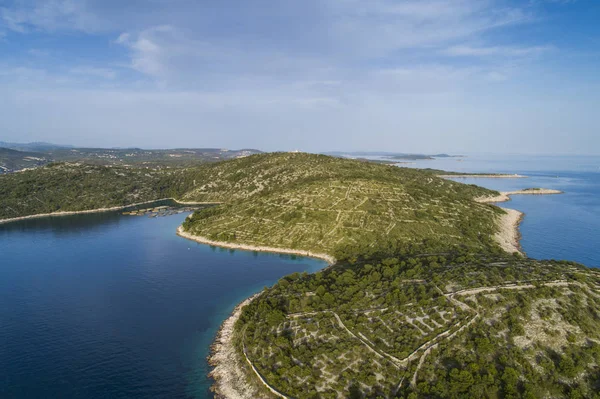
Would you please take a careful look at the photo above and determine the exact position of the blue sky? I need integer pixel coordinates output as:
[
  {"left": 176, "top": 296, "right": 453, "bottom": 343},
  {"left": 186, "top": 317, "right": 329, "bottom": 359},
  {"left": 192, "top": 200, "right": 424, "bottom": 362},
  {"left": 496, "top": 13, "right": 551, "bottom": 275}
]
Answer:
[{"left": 0, "top": 0, "right": 599, "bottom": 154}]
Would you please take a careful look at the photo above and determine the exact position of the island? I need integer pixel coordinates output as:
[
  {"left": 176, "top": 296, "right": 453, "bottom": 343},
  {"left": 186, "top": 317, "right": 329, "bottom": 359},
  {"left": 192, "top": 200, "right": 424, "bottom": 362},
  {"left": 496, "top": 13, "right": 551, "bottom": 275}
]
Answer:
[
  {"left": 1, "top": 152, "right": 597, "bottom": 399},
  {"left": 437, "top": 173, "right": 527, "bottom": 179}
]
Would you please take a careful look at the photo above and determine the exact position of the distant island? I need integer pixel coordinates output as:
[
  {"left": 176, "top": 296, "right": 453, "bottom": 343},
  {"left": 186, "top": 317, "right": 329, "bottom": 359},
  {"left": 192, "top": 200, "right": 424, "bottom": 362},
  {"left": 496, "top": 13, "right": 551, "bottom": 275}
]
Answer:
[
  {"left": 438, "top": 173, "right": 527, "bottom": 179},
  {"left": 1, "top": 152, "right": 597, "bottom": 399},
  {"left": 325, "top": 151, "right": 466, "bottom": 162}
]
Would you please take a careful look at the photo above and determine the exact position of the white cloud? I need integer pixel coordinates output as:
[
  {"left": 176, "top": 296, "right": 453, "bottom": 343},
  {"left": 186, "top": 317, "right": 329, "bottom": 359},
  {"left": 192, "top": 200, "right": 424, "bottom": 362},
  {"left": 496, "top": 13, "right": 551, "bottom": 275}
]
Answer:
[
  {"left": 443, "top": 45, "right": 554, "bottom": 57},
  {"left": 1, "top": 0, "right": 596, "bottom": 154}
]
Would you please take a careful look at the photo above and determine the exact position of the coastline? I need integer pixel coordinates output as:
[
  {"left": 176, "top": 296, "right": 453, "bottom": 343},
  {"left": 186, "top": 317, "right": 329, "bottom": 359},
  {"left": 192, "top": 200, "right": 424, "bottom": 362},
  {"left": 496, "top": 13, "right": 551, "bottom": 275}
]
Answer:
[
  {"left": 208, "top": 294, "right": 263, "bottom": 399},
  {"left": 495, "top": 207, "right": 525, "bottom": 255},
  {"left": 176, "top": 226, "right": 336, "bottom": 265},
  {"left": 177, "top": 228, "right": 334, "bottom": 398},
  {"left": 476, "top": 188, "right": 563, "bottom": 204},
  {"left": 475, "top": 189, "right": 563, "bottom": 255},
  {"left": 0, "top": 198, "right": 221, "bottom": 225}
]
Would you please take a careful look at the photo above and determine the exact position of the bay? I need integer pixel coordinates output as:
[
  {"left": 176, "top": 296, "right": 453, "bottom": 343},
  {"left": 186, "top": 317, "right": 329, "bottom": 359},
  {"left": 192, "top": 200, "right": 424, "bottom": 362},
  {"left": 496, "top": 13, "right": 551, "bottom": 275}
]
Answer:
[{"left": 0, "top": 212, "right": 326, "bottom": 398}]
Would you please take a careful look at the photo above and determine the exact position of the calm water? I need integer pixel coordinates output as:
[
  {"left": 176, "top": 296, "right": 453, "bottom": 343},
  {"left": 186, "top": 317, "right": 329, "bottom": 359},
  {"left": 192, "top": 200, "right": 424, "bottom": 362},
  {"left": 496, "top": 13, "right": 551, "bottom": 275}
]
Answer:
[
  {"left": 405, "top": 153, "right": 600, "bottom": 268},
  {"left": 0, "top": 212, "right": 326, "bottom": 398}
]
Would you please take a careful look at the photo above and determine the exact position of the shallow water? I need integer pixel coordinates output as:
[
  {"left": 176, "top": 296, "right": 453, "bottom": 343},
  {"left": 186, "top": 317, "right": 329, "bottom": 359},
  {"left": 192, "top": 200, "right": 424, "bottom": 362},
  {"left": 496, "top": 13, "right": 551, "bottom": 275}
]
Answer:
[{"left": 0, "top": 212, "right": 326, "bottom": 398}]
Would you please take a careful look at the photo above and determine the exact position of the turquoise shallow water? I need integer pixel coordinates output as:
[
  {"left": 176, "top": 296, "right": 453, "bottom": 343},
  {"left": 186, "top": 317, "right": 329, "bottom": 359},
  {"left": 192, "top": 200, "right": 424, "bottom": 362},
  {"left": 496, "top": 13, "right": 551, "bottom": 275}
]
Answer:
[{"left": 0, "top": 212, "right": 326, "bottom": 398}]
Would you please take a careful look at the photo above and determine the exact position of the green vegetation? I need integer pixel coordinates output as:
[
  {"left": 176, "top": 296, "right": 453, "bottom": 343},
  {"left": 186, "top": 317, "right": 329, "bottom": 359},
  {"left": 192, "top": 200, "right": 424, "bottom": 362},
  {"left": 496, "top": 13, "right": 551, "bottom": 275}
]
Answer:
[
  {"left": 40, "top": 147, "right": 261, "bottom": 168},
  {"left": 181, "top": 153, "right": 503, "bottom": 258},
  {"left": 0, "top": 147, "right": 50, "bottom": 173},
  {"left": 0, "top": 145, "right": 260, "bottom": 174},
  {"left": 0, "top": 143, "right": 261, "bottom": 172},
  {"left": 0, "top": 163, "right": 195, "bottom": 219},
  {"left": 236, "top": 255, "right": 600, "bottom": 398},
  {"left": 0, "top": 153, "right": 497, "bottom": 226}
]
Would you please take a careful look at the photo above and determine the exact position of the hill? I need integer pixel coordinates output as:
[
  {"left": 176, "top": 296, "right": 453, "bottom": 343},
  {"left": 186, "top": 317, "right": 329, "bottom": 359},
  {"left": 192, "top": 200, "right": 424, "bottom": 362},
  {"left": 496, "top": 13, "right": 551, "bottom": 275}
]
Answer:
[
  {"left": 0, "top": 147, "right": 50, "bottom": 173},
  {"left": 180, "top": 153, "right": 503, "bottom": 259},
  {"left": 0, "top": 142, "right": 262, "bottom": 171},
  {"left": 42, "top": 147, "right": 262, "bottom": 167},
  {"left": 225, "top": 254, "right": 600, "bottom": 398},
  {"left": 0, "top": 141, "right": 72, "bottom": 152},
  {"left": 0, "top": 162, "right": 195, "bottom": 219}
]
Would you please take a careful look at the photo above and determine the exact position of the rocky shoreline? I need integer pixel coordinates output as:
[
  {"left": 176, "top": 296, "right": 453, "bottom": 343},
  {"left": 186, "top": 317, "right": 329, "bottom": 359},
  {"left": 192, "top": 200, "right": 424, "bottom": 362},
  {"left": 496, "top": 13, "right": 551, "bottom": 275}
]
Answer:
[
  {"left": 495, "top": 208, "right": 525, "bottom": 255},
  {"left": 208, "top": 294, "right": 263, "bottom": 399},
  {"left": 177, "top": 226, "right": 335, "bottom": 399},
  {"left": 476, "top": 188, "right": 563, "bottom": 204}
]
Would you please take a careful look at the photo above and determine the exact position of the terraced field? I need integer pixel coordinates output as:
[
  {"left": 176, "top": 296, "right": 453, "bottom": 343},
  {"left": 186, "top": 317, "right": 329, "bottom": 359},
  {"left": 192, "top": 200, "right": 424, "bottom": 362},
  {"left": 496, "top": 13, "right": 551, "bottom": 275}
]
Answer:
[{"left": 182, "top": 153, "right": 503, "bottom": 258}]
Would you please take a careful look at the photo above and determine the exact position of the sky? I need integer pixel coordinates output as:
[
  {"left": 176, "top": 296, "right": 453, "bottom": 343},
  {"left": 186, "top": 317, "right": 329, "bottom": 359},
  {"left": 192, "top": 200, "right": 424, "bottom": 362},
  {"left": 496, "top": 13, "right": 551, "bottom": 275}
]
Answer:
[{"left": 0, "top": 0, "right": 599, "bottom": 154}]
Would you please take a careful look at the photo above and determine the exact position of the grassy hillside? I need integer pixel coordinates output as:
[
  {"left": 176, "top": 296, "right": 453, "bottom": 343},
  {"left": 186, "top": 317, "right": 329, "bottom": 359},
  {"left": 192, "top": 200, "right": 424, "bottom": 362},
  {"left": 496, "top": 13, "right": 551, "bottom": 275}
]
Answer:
[
  {"left": 235, "top": 254, "right": 600, "bottom": 398},
  {"left": 181, "top": 153, "right": 503, "bottom": 258}
]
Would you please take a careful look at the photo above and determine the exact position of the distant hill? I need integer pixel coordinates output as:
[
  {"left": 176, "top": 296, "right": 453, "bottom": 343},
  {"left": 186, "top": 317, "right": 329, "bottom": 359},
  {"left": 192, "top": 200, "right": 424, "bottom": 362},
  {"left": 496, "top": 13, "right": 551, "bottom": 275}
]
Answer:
[
  {"left": 0, "top": 147, "right": 51, "bottom": 173},
  {"left": 0, "top": 142, "right": 262, "bottom": 170},
  {"left": 0, "top": 162, "right": 194, "bottom": 218},
  {"left": 326, "top": 151, "right": 464, "bottom": 161},
  {"left": 40, "top": 147, "right": 262, "bottom": 167},
  {"left": 0, "top": 141, "right": 72, "bottom": 152}
]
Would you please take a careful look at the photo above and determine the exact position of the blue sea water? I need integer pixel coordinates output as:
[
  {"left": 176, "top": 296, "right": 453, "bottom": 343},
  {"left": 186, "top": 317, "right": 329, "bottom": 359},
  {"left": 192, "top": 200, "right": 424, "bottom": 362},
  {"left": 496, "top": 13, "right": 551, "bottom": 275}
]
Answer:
[
  {"left": 405, "top": 153, "right": 600, "bottom": 268},
  {"left": 0, "top": 212, "right": 326, "bottom": 398}
]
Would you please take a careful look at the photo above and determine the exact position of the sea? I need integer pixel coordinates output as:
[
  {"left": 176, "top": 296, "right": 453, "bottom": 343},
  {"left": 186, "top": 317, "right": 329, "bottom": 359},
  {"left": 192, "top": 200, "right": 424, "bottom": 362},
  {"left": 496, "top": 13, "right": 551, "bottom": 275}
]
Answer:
[
  {"left": 0, "top": 211, "right": 326, "bottom": 398},
  {"left": 0, "top": 153, "right": 598, "bottom": 398},
  {"left": 402, "top": 153, "right": 600, "bottom": 268}
]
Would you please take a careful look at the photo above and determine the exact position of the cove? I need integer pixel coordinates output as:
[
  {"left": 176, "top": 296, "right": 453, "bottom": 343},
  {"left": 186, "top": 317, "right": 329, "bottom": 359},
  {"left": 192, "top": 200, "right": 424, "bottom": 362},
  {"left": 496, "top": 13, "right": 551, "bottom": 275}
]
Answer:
[{"left": 0, "top": 211, "right": 327, "bottom": 398}]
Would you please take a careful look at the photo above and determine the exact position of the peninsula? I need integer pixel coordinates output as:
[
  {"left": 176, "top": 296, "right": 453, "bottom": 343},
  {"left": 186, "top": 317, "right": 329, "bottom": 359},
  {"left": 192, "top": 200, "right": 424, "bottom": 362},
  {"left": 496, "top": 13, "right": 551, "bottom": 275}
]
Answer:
[
  {"left": 172, "top": 154, "right": 598, "bottom": 399},
  {"left": 476, "top": 188, "right": 564, "bottom": 203}
]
